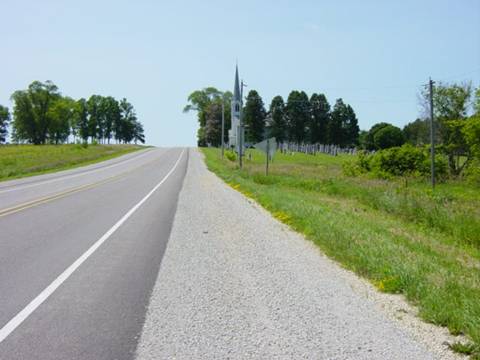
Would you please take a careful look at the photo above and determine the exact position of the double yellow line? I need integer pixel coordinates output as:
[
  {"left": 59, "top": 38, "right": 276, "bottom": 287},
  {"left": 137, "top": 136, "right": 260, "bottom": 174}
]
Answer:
[
  {"left": 0, "top": 174, "right": 124, "bottom": 218},
  {"left": 0, "top": 149, "right": 174, "bottom": 219}
]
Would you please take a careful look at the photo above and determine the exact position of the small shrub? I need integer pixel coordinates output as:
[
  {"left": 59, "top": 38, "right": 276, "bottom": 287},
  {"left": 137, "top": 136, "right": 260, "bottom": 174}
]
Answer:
[
  {"left": 225, "top": 150, "right": 236, "bottom": 162},
  {"left": 344, "top": 144, "right": 447, "bottom": 179}
]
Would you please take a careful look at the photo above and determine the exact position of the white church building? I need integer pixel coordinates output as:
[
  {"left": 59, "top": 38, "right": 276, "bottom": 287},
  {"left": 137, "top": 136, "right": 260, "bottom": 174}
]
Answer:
[{"left": 228, "top": 65, "right": 242, "bottom": 149}]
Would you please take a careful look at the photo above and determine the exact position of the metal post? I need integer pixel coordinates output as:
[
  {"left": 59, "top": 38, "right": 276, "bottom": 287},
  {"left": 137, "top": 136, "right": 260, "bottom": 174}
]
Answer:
[
  {"left": 239, "top": 80, "right": 244, "bottom": 169},
  {"left": 221, "top": 100, "right": 225, "bottom": 159},
  {"left": 429, "top": 78, "right": 435, "bottom": 189},
  {"left": 266, "top": 138, "right": 270, "bottom": 176}
]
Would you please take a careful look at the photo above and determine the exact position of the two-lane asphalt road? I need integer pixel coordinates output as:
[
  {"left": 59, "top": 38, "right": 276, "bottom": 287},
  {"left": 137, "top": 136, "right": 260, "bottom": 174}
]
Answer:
[{"left": 0, "top": 147, "right": 188, "bottom": 359}]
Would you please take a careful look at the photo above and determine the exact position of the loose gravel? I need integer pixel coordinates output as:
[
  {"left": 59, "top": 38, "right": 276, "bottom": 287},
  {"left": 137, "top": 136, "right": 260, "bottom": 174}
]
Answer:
[{"left": 135, "top": 149, "right": 462, "bottom": 360}]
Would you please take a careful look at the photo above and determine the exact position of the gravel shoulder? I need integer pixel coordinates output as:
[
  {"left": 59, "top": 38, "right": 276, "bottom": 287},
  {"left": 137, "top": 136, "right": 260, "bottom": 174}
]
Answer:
[{"left": 135, "top": 148, "right": 462, "bottom": 360}]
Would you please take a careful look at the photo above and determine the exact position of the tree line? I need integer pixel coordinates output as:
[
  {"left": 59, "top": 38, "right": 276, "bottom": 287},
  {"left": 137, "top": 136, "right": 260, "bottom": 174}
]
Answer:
[
  {"left": 184, "top": 88, "right": 360, "bottom": 147},
  {"left": 359, "top": 82, "right": 480, "bottom": 177},
  {"left": 0, "top": 80, "right": 145, "bottom": 145}
]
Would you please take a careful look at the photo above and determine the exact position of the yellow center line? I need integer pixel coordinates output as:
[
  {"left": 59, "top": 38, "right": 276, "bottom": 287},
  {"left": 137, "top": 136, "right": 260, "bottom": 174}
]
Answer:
[
  {"left": 0, "top": 150, "right": 173, "bottom": 219},
  {"left": 0, "top": 174, "right": 124, "bottom": 218}
]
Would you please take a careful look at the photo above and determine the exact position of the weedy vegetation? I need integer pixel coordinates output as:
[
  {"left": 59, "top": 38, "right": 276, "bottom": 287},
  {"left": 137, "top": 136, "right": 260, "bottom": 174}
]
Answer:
[
  {"left": 0, "top": 144, "right": 145, "bottom": 181},
  {"left": 202, "top": 147, "right": 480, "bottom": 358}
]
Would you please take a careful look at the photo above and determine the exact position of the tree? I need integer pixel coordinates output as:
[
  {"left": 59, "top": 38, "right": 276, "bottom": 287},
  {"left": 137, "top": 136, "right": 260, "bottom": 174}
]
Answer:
[
  {"left": 0, "top": 105, "right": 10, "bottom": 144},
  {"left": 403, "top": 118, "right": 429, "bottom": 145},
  {"left": 463, "top": 115, "right": 480, "bottom": 159},
  {"left": 364, "top": 122, "right": 391, "bottom": 150},
  {"left": 309, "top": 93, "right": 330, "bottom": 143},
  {"left": 204, "top": 102, "right": 222, "bottom": 146},
  {"left": 183, "top": 87, "right": 231, "bottom": 146},
  {"left": 328, "top": 98, "right": 358, "bottom": 146},
  {"left": 474, "top": 88, "right": 480, "bottom": 116},
  {"left": 373, "top": 125, "right": 405, "bottom": 149},
  {"left": 87, "top": 95, "right": 102, "bottom": 142},
  {"left": 11, "top": 80, "right": 60, "bottom": 144},
  {"left": 101, "top": 96, "right": 120, "bottom": 144},
  {"left": 344, "top": 104, "right": 360, "bottom": 146},
  {"left": 76, "top": 98, "right": 89, "bottom": 142},
  {"left": 48, "top": 97, "right": 76, "bottom": 144},
  {"left": 419, "top": 82, "right": 473, "bottom": 174},
  {"left": 133, "top": 120, "right": 145, "bottom": 144},
  {"left": 118, "top": 98, "right": 136, "bottom": 143},
  {"left": 243, "top": 90, "right": 266, "bottom": 143},
  {"left": 285, "top": 90, "right": 310, "bottom": 142},
  {"left": 268, "top": 96, "right": 286, "bottom": 143}
]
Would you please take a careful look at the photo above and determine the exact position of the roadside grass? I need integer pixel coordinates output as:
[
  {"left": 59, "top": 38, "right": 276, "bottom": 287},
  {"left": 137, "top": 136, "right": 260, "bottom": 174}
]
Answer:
[
  {"left": 202, "top": 147, "right": 480, "bottom": 358},
  {"left": 0, "top": 144, "right": 147, "bottom": 181}
]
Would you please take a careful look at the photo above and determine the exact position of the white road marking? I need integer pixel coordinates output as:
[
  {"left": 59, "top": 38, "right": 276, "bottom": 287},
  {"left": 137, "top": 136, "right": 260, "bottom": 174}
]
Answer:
[
  {"left": 0, "top": 149, "right": 185, "bottom": 343},
  {"left": 0, "top": 148, "right": 154, "bottom": 194}
]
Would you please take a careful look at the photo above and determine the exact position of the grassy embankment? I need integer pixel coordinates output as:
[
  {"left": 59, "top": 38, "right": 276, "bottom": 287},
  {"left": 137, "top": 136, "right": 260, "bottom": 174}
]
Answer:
[
  {"left": 202, "top": 147, "right": 480, "bottom": 358},
  {"left": 0, "top": 144, "right": 146, "bottom": 181}
]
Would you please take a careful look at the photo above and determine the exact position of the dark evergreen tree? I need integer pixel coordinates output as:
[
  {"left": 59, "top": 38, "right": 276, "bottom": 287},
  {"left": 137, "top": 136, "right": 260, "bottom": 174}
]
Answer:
[
  {"left": 309, "top": 93, "right": 330, "bottom": 143},
  {"left": 344, "top": 104, "right": 360, "bottom": 146},
  {"left": 327, "top": 99, "right": 347, "bottom": 145},
  {"left": 268, "top": 96, "right": 286, "bottom": 142},
  {"left": 243, "top": 90, "right": 266, "bottom": 143},
  {"left": 285, "top": 91, "right": 310, "bottom": 142}
]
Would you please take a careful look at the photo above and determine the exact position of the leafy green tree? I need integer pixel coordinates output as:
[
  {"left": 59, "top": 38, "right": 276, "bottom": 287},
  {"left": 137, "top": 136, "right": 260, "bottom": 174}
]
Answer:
[
  {"left": 133, "top": 120, "right": 145, "bottom": 144},
  {"left": 243, "top": 90, "right": 266, "bottom": 143},
  {"left": 474, "top": 88, "right": 480, "bottom": 116},
  {"left": 118, "top": 98, "right": 136, "bottom": 143},
  {"left": 309, "top": 93, "right": 330, "bottom": 143},
  {"left": 364, "top": 122, "right": 391, "bottom": 150},
  {"left": 76, "top": 98, "right": 89, "bottom": 142},
  {"left": 268, "top": 96, "right": 286, "bottom": 142},
  {"left": 285, "top": 90, "right": 310, "bottom": 142},
  {"left": 11, "top": 81, "right": 60, "bottom": 144},
  {"left": 403, "top": 118, "right": 429, "bottom": 145},
  {"left": 358, "top": 130, "right": 368, "bottom": 149},
  {"left": 420, "top": 82, "right": 473, "bottom": 174},
  {"left": 101, "top": 96, "right": 120, "bottom": 144},
  {"left": 204, "top": 102, "right": 222, "bottom": 146},
  {"left": 184, "top": 87, "right": 232, "bottom": 146},
  {"left": 48, "top": 97, "right": 76, "bottom": 144},
  {"left": 463, "top": 115, "right": 480, "bottom": 159},
  {"left": 0, "top": 105, "right": 10, "bottom": 144},
  {"left": 87, "top": 95, "right": 102, "bottom": 142},
  {"left": 373, "top": 124, "right": 405, "bottom": 149}
]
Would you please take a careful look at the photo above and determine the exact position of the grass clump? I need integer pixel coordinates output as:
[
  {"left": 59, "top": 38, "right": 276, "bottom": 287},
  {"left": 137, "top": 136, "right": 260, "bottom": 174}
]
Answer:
[
  {"left": 202, "top": 147, "right": 480, "bottom": 356},
  {"left": 0, "top": 144, "right": 145, "bottom": 181}
]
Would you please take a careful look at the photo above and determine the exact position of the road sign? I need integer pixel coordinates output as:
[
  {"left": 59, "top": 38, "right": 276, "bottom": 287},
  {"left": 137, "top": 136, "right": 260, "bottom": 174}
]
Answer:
[
  {"left": 254, "top": 137, "right": 277, "bottom": 159},
  {"left": 254, "top": 137, "right": 277, "bottom": 175}
]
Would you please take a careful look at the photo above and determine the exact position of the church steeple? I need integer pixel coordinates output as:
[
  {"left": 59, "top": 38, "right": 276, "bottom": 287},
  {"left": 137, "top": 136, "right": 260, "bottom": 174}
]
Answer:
[{"left": 233, "top": 64, "right": 241, "bottom": 102}]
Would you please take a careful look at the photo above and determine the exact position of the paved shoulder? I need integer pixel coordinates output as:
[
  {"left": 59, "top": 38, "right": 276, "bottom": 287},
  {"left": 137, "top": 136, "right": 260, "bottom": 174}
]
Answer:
[{"left": 135, "top": 149, "right": 439, "bottom": 360}]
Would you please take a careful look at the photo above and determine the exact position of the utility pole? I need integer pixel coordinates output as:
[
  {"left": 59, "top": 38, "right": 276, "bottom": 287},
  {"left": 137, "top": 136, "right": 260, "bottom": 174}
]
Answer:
[
  {"left": 266, "top": 138, "right": 270, "bottom": 176},
  {"left": 429, "top": 78, "right": 435, "bottom": 189},
  {"left": 221, "top": 99, "right": 225, "bottom": 159},
  {"left": 239, "top": 79, "right": 247, "bottom": 169}
]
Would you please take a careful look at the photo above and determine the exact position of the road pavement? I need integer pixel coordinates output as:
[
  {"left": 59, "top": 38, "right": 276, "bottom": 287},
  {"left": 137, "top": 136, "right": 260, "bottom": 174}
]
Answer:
[{"left": 0, "top": 147, "right": 187, "bottom": 359}]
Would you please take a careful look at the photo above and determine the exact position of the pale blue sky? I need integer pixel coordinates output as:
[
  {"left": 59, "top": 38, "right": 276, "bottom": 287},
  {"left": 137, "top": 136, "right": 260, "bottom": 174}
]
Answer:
[{"left": 1, "top": 0, "right": 479, "bottom": 146}]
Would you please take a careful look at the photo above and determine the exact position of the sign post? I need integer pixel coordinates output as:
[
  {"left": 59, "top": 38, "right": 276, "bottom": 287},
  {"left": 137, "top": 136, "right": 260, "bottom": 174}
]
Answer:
[{"left": 254, "top": 137, "right": 277, "bottom": 176}]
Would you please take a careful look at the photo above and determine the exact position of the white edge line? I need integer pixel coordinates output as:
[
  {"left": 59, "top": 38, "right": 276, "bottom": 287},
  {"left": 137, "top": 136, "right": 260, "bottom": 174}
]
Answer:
[
  {"left": 0, "top": 148, "right": 155, "bottom": 194},
  {"left": 0, "top": 148, "right": 185, "bottom": 343}
]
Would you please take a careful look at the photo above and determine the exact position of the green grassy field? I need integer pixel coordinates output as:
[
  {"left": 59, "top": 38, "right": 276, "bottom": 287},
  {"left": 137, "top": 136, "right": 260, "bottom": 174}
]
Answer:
[
  {"left": 202, "top": 147, "right": 480, "bottom": 358},
  {"left": 0, "top": 144, "right": 146, "bottom": 181}
]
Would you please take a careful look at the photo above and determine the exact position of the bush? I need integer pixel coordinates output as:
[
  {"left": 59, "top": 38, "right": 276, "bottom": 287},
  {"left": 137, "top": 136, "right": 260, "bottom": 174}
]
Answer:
[
  {"left": 344, "top": 144, "right": 447, "bottom": 179},
  {"left": 225, "top": 150, "right": 237, "bottom": 162}
]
